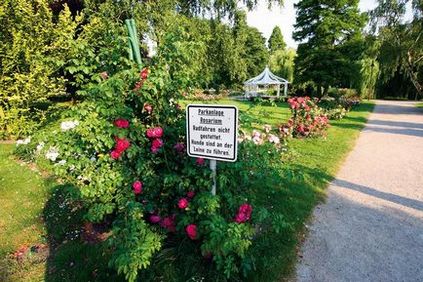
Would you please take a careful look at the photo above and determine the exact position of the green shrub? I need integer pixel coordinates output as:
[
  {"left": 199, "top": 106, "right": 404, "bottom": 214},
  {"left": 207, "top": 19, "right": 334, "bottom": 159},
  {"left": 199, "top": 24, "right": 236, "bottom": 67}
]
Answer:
[{"left": 15, "top": 59, "right": 286, "bottom": 281}]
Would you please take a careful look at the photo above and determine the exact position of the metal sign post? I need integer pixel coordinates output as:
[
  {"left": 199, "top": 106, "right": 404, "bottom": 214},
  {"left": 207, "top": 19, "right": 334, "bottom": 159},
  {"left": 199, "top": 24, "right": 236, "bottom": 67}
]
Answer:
[
  {"left": 210, "top": 159, "right": 217, "bottom": 195},
  {"left": 186, "top": 104, "right": 238, "bottom": 196}
]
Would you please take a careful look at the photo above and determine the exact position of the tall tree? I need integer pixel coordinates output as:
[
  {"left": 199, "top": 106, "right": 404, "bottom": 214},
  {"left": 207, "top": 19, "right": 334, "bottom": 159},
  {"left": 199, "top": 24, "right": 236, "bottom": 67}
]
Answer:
[
  {"left": 268, "top": 26, "right": 286, "bottom": 52},
  {"left": 293, "top": 0, "right": 366, "bottom": 96},
  {"left": 269, "top": 48, "right": 295, "bottom": 82},
  {"left": 245, "top": 27, "right": 269, "bottom": 76},
  {"left": 370, "top": 0, "right": 422, "bottom": 99}
]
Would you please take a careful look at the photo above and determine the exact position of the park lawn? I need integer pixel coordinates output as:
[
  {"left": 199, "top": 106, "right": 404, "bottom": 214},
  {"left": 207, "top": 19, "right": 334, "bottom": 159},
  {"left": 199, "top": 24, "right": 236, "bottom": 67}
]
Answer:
[
  {"left": 417, "top": 102, "right": 423, "bottom": 109},
  {"left": 0, "top": 101, "right": 374, "bottom": 281},
  {"left": 0, "top": 144, "right": 49, "bottom": 281}
]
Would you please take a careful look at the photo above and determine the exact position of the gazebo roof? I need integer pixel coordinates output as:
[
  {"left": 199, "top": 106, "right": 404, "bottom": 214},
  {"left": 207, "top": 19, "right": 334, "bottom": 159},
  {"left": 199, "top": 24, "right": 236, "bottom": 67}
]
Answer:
[{"left": 244, "top": 66, "right": 289, "bottom": 86}]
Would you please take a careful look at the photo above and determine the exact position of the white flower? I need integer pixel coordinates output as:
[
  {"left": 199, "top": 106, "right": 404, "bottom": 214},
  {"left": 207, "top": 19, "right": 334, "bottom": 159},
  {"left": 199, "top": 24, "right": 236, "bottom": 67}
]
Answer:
[
  {"left": 36, "top": 142, "right": 45, "bottom": 152},
  {"left": 90, "top": 156, "right": 96, "bottom": 162},
  {"left": 16, "top": 137, "right": 31, "bottom": 146},
  {"left": 45, "top": 147, "right": 59, "bottom": 161},
  {"left": 268, "top": 134, "right": 280, "bottom": 145},
  {"left": 69, "top": 165, "right": 75, "bottom": 171},
  {"left": 252, "top": 130, "right": 261, "bottom": 138},
  {"left": 60, "top": 120, "right": 79, "bottom": 131},
  {"left": 55, "top": 160, "right": 67, "bottom": 166}
]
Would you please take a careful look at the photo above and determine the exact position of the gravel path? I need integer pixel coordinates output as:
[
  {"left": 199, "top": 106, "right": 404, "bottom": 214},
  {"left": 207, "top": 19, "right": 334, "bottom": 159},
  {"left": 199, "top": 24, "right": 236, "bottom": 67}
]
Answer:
[{"left": 296, "top": 100, "right": 423, "bottom": 282}]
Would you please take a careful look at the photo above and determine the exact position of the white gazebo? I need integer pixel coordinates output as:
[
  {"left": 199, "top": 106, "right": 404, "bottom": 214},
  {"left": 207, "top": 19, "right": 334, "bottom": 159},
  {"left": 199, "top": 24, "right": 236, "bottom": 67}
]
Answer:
[{"left": 244, "top": 66, "right": 289, "bottom": 98}]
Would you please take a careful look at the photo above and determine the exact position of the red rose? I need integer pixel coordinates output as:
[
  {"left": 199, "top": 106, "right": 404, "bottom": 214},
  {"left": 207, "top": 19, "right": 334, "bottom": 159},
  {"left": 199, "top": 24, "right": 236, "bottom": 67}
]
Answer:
[
  {"left": 149, "top": 214, "right": 161, "bottom": 224},
  {"left": 187, "top": 191, "right": 195, "bottom": 198},
  {"left": 115, "top": 137, "right": 130, "bottom": 153},
  {"left": 132, "top": 181, "right": 143, "bottom": 194},
  {"left": 114, "top": 118, "right": 130, "bottom": 128},
  {"left": 178, "top": 198, "right": 189, "bottom": 209},
  {"left": 196, "top": 158, "right": 205, "bottom": 166},
  {"left": 186, "top": 224, "right": 197, "bottom": 240},
  {"left": 110, "top": 150, "right": 121, "bottom": 159},
  {"left": 140, "top": 67, "right": 149, "bottom": 80}
]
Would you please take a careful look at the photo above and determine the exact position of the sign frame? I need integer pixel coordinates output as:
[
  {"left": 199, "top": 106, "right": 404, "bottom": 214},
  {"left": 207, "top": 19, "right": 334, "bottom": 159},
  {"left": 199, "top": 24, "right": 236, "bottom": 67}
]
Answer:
[{"left": 186, "top": 104, "right": 238, "bottom": 162}]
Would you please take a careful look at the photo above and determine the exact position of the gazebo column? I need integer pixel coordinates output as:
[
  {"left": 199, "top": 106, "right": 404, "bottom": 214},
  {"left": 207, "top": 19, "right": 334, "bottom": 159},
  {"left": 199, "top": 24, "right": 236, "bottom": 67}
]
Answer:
[
  {"left": 284, "top": 83, "right": 288, "bottom": 96},
  {"left": 277, "top": 85, "right": 280, "bottom": 97}
]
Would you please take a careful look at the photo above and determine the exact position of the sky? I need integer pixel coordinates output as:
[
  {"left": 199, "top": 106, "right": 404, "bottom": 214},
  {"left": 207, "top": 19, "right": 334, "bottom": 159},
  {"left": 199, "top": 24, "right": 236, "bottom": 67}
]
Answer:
[{"left": 245, "top": 0, "right": 414, "bottom": 49}]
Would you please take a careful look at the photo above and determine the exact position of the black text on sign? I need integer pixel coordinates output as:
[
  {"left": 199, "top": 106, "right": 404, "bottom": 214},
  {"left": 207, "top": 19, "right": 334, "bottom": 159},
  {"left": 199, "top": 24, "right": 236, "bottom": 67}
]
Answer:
[{"left": 186, "top": 105, "right": 238, "bottom": 162}]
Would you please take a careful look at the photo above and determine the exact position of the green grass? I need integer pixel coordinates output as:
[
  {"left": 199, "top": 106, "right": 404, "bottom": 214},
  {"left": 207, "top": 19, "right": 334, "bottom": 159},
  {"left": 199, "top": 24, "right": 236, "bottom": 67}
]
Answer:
[
  {"left": 0, "top": 145, "right": 115, "bottom": 282},
  {"left": 417, "top": 102, "right": 423, "bottom": 109},
  {"left": 0, "top": 144, "right": 49, "bottom": 281},
  {"left": 0, "top": 101, "right": 374, "bottom": 281},
  {"left": 250, "top": 103, "right": 374, "bottom": 280}
]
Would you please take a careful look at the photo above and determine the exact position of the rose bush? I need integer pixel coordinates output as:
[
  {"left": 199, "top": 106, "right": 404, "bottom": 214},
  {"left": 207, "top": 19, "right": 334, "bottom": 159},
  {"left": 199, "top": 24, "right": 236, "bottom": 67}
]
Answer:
[
  {"left": 281, "top": 97, "right": 329, "bottom": 138},
  {"left": 15, "top": 60, "right": 288, "bottom": 281}
]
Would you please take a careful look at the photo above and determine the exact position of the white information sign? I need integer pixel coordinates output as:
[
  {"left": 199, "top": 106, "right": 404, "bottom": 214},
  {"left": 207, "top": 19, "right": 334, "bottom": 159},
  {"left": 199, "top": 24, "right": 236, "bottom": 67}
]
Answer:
[{"left": 186, "top": 104, "right": 238, "bottom": 162}]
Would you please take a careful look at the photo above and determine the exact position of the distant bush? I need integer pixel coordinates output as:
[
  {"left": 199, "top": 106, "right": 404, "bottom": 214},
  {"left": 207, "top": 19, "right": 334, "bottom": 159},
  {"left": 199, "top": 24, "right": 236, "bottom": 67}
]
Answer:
[{"left": 280, "top": 97, "right": 329, "bottom": 138}]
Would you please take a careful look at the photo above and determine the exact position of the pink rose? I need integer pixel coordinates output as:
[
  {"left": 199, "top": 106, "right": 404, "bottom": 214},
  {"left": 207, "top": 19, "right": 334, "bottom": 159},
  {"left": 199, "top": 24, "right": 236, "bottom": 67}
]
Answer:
[
  {"left": 235, "top": 203, "right": 253, "bottom": 223},
  {"left": 151, "top": 138, "right": 164, "bottom": 153},
  {"left": 235, "top": 213, "right": 248, "bottom": 223},
  {"left": 186, "top": 224, "right": 197, "bottom": 240},
  {"left": 110, "top": 150, "right": 121, "bottom": 159},
  {"left": 143, "top": 103, "right": 153, "bottom": 114},
  {"left": 114, "top": 118, "right": 130, "bottom": 128},
  {"left": 149, "top": 214, "right": 161, "bottom": 224},
  {"left": 196, "top": 158, "right": 205, "bottom": 166},
  {"left": 146, "top": 127, "right": 163, "bottom": 139},
  {"left": 160, "top": 215, "right": 176, "bottom": 232},
  {"left": 133, "top": 81, "right": 142, "bottom": 91},
  {"left": 152, "top": 138, "right": 164, "bottom": 149},
  {"left": 173, "top": 143, "right": 185, "bottom": 153},
  {"left": 178, "top": 198, "right": 189, "bottom": 209},
  {"left": 187, "top": 191, "right": 195, "bottom": 198},
  {"left": 100, "top": 71, "right": 109, "bottom": 80},
  {"left": 114, "top": 137, "right": 130, "bottom": 153},
  {"left": 132, "top": 181, "right": 143, "bottom": 195},
  {"left": 140, "top": 67, "right": 149, "bottom": 80}
]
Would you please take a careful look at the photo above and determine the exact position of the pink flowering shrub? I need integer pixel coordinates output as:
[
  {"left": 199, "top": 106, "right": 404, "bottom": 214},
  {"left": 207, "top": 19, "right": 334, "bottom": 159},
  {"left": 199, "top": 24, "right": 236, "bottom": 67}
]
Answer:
[
  {"left": 17, "top": 63, "right": 287, "bottom": 281},
  {"left": 283, "top": 97, "right": 329, "bottom": 138}
]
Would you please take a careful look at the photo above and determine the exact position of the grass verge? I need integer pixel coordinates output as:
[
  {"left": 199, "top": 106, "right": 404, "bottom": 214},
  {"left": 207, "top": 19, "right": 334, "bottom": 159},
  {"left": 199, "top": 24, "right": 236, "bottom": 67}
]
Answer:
[{"left": 0, "top": 102, "right": 374, "bottom": 281}]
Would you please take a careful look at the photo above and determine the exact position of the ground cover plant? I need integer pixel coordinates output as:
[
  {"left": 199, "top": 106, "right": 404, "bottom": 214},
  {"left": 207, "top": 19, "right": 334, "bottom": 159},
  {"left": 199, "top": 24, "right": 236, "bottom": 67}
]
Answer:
[{"left": 2, "top": 99, "right": 374, "bottom": 281}]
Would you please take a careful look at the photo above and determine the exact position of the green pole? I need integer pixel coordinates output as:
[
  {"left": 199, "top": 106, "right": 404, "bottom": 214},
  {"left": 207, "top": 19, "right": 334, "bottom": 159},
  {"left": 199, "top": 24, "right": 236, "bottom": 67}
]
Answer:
[{"left": 125, "top": 18, "right": 142, "bottom": 69}]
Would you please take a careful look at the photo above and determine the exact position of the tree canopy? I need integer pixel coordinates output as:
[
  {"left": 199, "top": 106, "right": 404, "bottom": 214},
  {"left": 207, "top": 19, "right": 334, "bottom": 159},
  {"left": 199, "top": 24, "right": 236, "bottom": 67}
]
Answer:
[
  {"left": 268, "top": 26, "right": 286, "bottom": 52},
  {"left": 370, "top": 0, "right": 422, "bottom": 99},
  {"left": 293, "top": 0, "right": 366, "bottom": 95}
]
